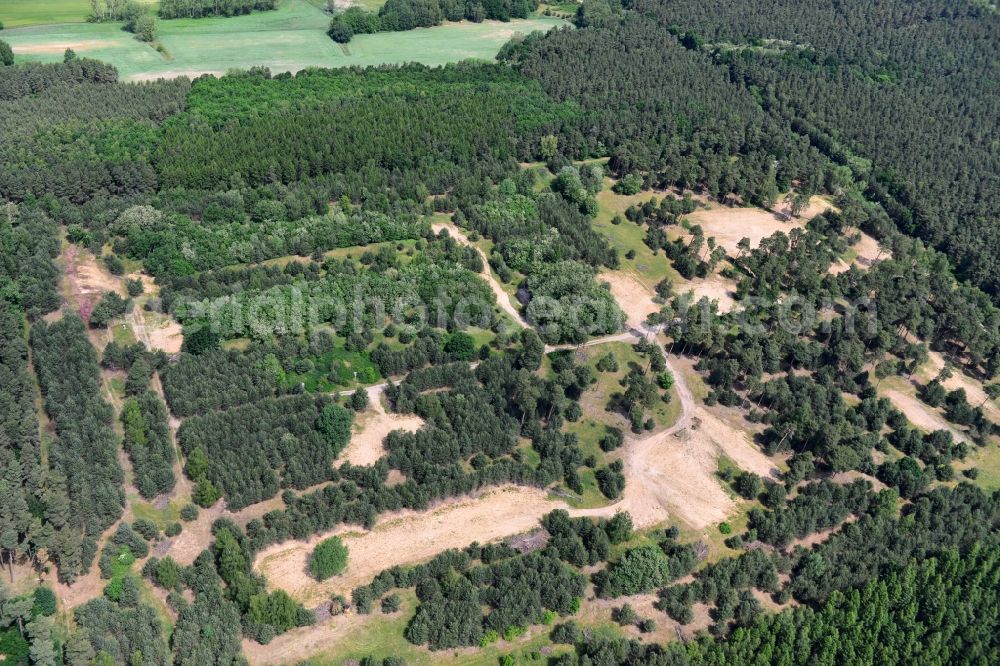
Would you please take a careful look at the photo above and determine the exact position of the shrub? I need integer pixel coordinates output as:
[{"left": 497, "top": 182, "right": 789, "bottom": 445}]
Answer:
[
  {"left": 381, "top": 593, "right": 400, "bottom": 614},
  {"left": 0, "top": 40, "right": 13, "bottom": 67},
  {"left": 612, "top": 603, "right": 637, "bottom": 625},
  {"left": 104, "top": 254, "right": 125, "bottom": 275},
  {"left": 165, "top": 522, "right": 182, "bottom": 537},
  {"left": 733, "top": 471, "right": 763, "bottom": 499},
  {"left": 32, "top": 587, "right": 57, "bottom": 618},
  {"left": 90, "top": 292, "right": 128, "bottom": 327},
  {"left": 308, "top": 536, "right": 349, "bottom": 581},
  {"left": 600, "top": 426, "right": 624, "bottom": 452},
  {"left": 350, "top": 388, "right": 370, "bottom": 412},
  {"left": 596, "top": 352, "right": 619, "bottom": 372},
  {"left": 193, "top": 476, "right": 222, "bottom": 508},
  {"left": 179, "top": 503, "right": 199, "bottom": 521}
]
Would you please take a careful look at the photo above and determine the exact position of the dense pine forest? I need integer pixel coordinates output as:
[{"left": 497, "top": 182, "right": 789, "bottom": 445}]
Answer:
[{"left": 0, "top": 0, "right": 999, "bottom": 663}]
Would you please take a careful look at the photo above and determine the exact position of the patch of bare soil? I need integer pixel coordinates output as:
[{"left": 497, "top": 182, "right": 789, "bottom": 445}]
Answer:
[
  {"left": 581, "top": 593, "right": 676, "bottom": 645},
  {"left": 600, "top": 403, "right": 777, "bottom": 531},
  {"left": 242, "top": 609, "right": 387, "bottom": 666},
  {"left": 683, "top": 195, "right": 832, "bottom": 255},
  {"left": 677, "top": 274, "right": 738, "bottom": 313},
  {"left": 829, "top": 232, "right": 887, "bottom": 274},
  {"left": 599, "top": 271, "right": 659, "bottom": 329},
  {"left": 62, "top": 244, "right": 125, "bottom": 324},
  {"left": 13, "top": 40, "right": 116, "bottom": 55},
  {"left": 923, "top": 351, "right": 1000, "bottom": 423},
  {"left": 575, "top": 352, "right": 776, "bottom": 531},
  {"left": 255, "top": 485, "right": 565, "bottom": 606},
  {"left": 882, "top": 387, "right": 967, "bottom": 442},
  {"left": 129, "top": 305, "right": 183, "bottom": 355},
  {"left": 336, "top": 386, "right": 424, "bottom": 467}
]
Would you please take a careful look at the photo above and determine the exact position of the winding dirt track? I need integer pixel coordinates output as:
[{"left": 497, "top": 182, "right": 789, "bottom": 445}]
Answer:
[{"left": 431, "top": 222, "right": 528, "bottom": 328}]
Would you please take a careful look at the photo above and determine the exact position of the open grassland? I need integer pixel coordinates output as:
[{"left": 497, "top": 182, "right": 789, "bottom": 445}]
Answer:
[
  {"left": 3, "top": 0, "right": 566, "bottom": 79},
  {"left": 0, "top": 0, "right": 158, "bottom": 28}
]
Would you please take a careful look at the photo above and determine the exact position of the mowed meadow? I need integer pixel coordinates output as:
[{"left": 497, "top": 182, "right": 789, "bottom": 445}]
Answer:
[{"left": 0, "top": 0, "right": 566, "bottom": 79}]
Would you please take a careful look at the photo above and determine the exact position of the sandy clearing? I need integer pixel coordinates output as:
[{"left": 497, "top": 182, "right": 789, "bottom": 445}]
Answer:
[
  {"left": 677, "top": 274, "right": 738, "bottom": 313},
  {"left": 129, "top": 300, "right": 184, "bottom": 355},
  {"left": 773, "top": 193, "right": 833, "bottom": 221},
  {"left": 337, "top": 386, "right": 424, "bottom": 467},
  {"left": 255, "top": 485, "right": 566, "bottom": 606},
  {"left": 62, "top": 244, "right": 126, "bottom": 324},
  {"left": 683, "top": 195, "right": 832, "bottom": 255},
  {"left": 242, "top": 608, "right": 396, "bottom": 666},
  {"left": 923, "top": 350, "right": 1000, "bottom": 423},
  {"left": 882, "top": 387, "right": 966, "bottom": 442},
  {"left": 600, "top": 403, "right": 778, "bottom": 531},
  {"left": 13, "top": 40, "right": 116, "bottom": 55},
  {"left": 851, "top": 232, "right": 884, "bottom": 266},
  {"left": 247, "top": 342, "right": 778, "bottom": 662},
  {"left": 829, "top": 232, "right": 886, "bottom": 274},
  {"left": 581, "top": 592, "right": 678, "bottom": 645},
  {"left": 599, "top": 271, "right": 659, "bottom": 329}
]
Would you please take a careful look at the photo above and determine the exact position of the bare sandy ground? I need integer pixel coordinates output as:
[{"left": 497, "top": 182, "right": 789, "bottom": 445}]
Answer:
[
  {"left": 255, "top": 485, "right": 565, "bottom": 606},
  {"left": 599, "top": 271, "right": 659, "bottom": 329},
  {"left": 13, "top": 40, "right": 115, "bottom": 55},
  {"left": 241, "top": 608, "right": 396, "bottom": 666},
  {"left": 683, "top": 195, "right": 832, "bottom": 254},
  {"left": 581, "top": 592, "right": 678, "bottom": 645},
  {"left": 129, "top": 301, "right": 183, "bottom": 354},
  {"left": 882, "top": 387, "right": 966, "bottom": 442},
  {"left": 829, "top": 232, "right": 886, "bottom": 274},
  {"left": 337, "top": 386, "right": 424, "bottom": 467},
  {"left": 677, "top": 274, "right": 738, "bottom": 313},
  {"left": 62, "top": 244, "right": 125, "bottom": 323},
  {"left": 923, "top": 351, "right": 1000, "bottom": 423},
  {"left": 591, "top": 401, "right": 778, "bottom": 530}
]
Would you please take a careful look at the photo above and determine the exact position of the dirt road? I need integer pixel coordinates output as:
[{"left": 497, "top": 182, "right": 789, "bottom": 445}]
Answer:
[{"left": 431, "top": 222, "right": 528, "bottom": 328}]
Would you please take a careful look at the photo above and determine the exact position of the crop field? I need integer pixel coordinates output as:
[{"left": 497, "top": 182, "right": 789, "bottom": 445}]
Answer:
[
  {"left": 0, "top": 0, "right": 158, "bottom": 28},
  {"left": 2, "top": 0, "right": 566, "bottom": 79}
]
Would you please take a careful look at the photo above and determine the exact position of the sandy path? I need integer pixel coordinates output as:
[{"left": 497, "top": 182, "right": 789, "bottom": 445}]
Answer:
[
  {"left": 336, "top": 386, "right": 424, "bottom": 467},
  {"left": 431, "top": 222, "right": 527, "bottom": 327}
]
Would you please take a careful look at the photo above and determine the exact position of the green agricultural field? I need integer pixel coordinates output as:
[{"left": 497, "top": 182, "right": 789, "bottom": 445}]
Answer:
[
  {"left": 2, "top": 0, "right": 566, "bottom": 79},
  {"left": 0, "top": 0, "right": 157, "bottom": 28}
]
